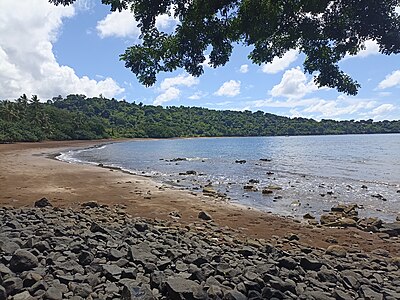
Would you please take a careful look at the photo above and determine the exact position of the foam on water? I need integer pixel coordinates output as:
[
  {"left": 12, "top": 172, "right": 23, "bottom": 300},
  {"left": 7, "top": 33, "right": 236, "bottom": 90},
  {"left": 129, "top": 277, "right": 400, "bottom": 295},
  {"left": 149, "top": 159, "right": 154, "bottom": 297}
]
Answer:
[{"left": 63, "top": 135, "right": 400, "bottom": 222}]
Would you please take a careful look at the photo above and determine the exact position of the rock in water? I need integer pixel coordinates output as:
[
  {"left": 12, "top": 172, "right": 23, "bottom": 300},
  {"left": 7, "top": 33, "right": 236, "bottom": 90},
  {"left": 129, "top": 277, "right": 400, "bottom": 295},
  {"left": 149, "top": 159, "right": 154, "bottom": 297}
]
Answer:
[
  {"left": 34, "top": 197, "right": 52, "bottom": 208},
  {"left": 379, "top": 223, "right": 400, "bottom": 237},
  {"left": 262, "top": 189, "right": 273, "bottom": 195},
  {"left": 248, "top": 179, "right": 260, "bottom": 183},
  {"left": 202, "top": 186, "right": 217, "bottom": 196},
  {"left": 9, "top": 250, "right": 38, "bottom": 272},
  {"left": 185, "top": 170, "right": 197, "bottom": 175},
  {"left": 303, "top": 213, "right": 315, "bottom": 220},
  {"left": 336, "top": 218, "right": 357, "bottom": 227},
  {"left": 320, "top": 214, "right": 339, "bottom": 225},
  {"left": 198, "top": 211, "right": 212, "bottom": 221},
  {"left": 244, "top": 185, "right": 256, "bottom": 191}
]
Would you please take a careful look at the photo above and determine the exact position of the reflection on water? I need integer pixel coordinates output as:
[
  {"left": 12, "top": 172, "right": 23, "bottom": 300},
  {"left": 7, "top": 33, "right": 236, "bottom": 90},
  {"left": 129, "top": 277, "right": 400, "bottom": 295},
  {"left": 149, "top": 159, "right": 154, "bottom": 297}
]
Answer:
[{"left": 62, "top": 134, "right": 400, "bottom": 222}]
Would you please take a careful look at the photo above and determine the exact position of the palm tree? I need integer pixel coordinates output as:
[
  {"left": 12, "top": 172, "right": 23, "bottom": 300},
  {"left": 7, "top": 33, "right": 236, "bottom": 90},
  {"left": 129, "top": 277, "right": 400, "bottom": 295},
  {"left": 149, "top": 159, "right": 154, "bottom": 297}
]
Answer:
[
  {"left": 16, "top": 94, "right": 29, "bottom": 118},
  {"left": 0, "top": 100, "right": 17, "bottom": 122},
  {"left": 30, "top": 95, "right": 42, "bottom": 125}
]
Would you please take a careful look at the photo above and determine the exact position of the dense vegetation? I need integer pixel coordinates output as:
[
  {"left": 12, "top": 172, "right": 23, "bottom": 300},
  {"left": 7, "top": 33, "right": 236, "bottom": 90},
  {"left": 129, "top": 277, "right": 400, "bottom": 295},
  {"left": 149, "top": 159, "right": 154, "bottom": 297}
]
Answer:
[
  {"left": 1, "top": 94, "right": 400, "bottom": 143},
  {"left": 50, "top": 0, "right": 400, "bottom": 95}
]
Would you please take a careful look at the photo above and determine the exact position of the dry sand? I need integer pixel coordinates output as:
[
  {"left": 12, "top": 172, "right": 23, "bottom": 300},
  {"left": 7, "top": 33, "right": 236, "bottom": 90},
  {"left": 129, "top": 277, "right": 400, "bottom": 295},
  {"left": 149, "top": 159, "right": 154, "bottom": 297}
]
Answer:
[{"left": 0, "top": 140, "right": 399, "bottom": 255}]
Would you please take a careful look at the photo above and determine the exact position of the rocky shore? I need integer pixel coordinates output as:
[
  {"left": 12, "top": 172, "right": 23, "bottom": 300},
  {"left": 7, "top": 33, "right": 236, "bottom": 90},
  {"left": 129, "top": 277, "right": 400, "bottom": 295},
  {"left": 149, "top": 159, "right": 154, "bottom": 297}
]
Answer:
[{"left": 1, "top": 201, "right": 400, "bottom": 300}]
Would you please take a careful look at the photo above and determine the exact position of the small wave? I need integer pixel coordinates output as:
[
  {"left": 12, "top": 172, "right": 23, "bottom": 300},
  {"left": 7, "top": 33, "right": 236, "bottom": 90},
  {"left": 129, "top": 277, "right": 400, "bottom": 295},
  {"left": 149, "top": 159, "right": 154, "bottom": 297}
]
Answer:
[
  {"left": 56, "top": 151, "right": 85, "bottom": 164},
  {"left": 119, "top": 166, "right": 163, "bottom": 177},
  {"left": 77, "top": 144, "right": 108, "bottom": 153},
  {"left": 187, "top": 157, "right": 208, "bottom": 161},
  {"left": 93, "top": 145, "right": 107, "bottom": 150},
  {"left": 164, "top": 157, "right": 208, "bottom": 162},
  {"left": 56, "top": 143, "right": 109, "bottom": 165}
]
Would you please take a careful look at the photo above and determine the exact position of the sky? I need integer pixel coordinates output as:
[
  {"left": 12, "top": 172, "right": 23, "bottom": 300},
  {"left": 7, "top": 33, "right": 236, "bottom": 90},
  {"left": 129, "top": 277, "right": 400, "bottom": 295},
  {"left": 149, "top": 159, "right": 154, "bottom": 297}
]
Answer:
[{"left": 1, "top": 0, "right": 400, "bottom": 121}]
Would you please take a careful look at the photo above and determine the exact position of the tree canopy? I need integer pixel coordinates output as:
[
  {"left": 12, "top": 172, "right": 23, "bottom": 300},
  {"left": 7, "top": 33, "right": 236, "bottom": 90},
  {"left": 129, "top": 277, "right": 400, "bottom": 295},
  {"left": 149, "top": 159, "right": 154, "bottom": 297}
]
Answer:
[
  {"left": 1, "top": 94, "right": 400, "bottom": 143},
  {"left": 50, "top": 0, "right": 400, "bottom": 95}
]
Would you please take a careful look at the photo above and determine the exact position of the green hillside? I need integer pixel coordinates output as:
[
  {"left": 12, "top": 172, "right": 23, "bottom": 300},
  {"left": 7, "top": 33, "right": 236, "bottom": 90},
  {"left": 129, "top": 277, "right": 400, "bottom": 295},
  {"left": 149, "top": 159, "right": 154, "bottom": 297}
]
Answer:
[{"left": 1, "top": 94, "right": 399, "bottom": 143}]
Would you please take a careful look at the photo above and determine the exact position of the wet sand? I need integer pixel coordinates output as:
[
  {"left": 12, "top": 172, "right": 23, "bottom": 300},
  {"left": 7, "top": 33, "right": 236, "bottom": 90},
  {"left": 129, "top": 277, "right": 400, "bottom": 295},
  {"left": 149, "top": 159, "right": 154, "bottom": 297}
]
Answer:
[{"left": 0, "top": 140, "right": 399, "bottom": 255}]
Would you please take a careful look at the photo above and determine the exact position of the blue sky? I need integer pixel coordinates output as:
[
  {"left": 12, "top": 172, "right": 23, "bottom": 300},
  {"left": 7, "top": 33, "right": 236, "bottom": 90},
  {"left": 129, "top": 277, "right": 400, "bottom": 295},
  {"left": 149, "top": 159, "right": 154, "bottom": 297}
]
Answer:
[{"left": 1, "top": 0, "right": 400, "bottom": 121}]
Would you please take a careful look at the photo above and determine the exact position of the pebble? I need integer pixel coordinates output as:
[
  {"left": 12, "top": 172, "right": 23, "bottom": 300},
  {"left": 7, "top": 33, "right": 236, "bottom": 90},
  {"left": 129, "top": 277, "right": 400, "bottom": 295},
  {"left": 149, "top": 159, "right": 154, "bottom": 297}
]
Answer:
[
  {"left": 326, "top": 245, "right": 347, "bottom": 258},
  {"left": 0, "top": 204, "right": 399, "bottom": 300},
  {"left": 9, "top": 250, "right": 38, "bottom": 272},
  {"left": 198, "top": 210, "right": 212, "bottom": 221}
]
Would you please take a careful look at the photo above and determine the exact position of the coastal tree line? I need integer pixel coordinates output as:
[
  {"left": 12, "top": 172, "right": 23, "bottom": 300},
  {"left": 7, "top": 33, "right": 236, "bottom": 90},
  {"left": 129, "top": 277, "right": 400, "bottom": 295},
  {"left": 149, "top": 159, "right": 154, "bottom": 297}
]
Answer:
[{"left": 1, "top": 94, "right": 400, "bottom": 143}]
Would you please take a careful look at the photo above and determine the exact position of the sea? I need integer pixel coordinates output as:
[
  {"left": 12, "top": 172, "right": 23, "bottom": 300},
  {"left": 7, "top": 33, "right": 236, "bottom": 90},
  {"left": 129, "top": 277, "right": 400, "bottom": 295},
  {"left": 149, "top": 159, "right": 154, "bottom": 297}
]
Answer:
[{"left": 58, "top": 134, "right": 400, "bottom": 222}]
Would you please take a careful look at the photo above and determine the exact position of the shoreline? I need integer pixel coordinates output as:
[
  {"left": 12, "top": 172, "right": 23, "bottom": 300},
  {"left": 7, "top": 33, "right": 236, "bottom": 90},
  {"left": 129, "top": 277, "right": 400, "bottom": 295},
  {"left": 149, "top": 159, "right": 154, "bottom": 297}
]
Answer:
[
  {"left": 56, "top": 138, "right": 400, "bottom": 224},
  {"left": 0, "top": 140, "right": 399, "bottom": 255}
]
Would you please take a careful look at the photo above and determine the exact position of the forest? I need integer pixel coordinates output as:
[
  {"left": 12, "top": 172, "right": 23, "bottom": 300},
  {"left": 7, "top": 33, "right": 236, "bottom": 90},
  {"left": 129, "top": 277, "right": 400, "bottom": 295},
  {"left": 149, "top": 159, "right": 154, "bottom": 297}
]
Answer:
[{"left": 1, "top": 94, "right": 400, "bottom": 143}]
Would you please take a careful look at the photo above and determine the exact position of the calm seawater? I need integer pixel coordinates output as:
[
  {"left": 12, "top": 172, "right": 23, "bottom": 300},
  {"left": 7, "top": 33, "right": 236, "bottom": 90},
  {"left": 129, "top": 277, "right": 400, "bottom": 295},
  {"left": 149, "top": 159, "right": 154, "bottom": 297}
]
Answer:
[{"left": 59, "top": 134, "right": 400, "bottom": 221}]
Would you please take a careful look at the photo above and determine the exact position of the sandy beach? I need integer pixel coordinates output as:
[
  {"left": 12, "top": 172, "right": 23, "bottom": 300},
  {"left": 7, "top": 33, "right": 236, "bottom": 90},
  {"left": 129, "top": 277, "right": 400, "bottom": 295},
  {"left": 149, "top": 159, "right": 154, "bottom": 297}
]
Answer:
[{"left": 1, "top": 140, "right": 399, "bottom": 255}]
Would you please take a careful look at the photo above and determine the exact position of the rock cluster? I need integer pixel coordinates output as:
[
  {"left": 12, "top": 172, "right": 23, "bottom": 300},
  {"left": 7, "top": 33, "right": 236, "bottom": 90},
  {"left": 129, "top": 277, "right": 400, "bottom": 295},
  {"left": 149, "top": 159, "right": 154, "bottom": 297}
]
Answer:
[
  {"left": 318, "top": 204, "right": 400, "bottom": 236},
  {"left": 1, "top": 203, "right": 399, "bottom": 299}
]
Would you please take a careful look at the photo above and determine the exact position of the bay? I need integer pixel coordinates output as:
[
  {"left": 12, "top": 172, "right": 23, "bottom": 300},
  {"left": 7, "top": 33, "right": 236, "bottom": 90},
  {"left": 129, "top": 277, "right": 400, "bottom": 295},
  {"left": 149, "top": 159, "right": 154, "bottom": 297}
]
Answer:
[{"left": 59, "top": 134, "right": 400, "bottom": 222}]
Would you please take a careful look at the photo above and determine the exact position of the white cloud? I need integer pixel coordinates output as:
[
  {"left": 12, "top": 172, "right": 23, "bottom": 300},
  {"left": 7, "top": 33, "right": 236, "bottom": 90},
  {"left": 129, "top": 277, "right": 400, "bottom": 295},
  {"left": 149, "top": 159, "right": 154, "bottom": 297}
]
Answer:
[
  {"left": 97, "top": 10, "right": 140, "bottom": 39},
  {"left": 378, "top": 70, "right": 400, "bottom": 89},
  {"left": 200, "top": 55, "right": 212, "bottom": 68},
  {"left": 239, "top": 64, "right": 249, "bottom": 73},
  {"left": 188, "top": 93, "right": 201, "bottom": 100},
  {"left": 355, "top": 40, "right": 380, "bottom": 58},
  {"left": 371, "top": 104, "right": 396, "bottom": 115},
  {"left": 0, "top": 0, "right": 124, "bottom": 100},
  {"left": 160, "top": 74, "right": 199, "bottom": 90},
  {"left": 153, "top": 73, "right": 199, "bottom": 105},
  {"left": 378, "top": 91, "right": 392, "bottom": 97},
  {"left": 360, "top": 103, "right": 398, "bottom": 121},
  {"left": 75, "top": 0, "right": 95, "bottom": 11},
  {"left": 215, "top": 101, "right": 233, "bottom": 106},
  {"left": 289, "top": 108, "right": 308, "bottom": 118},
  {"left": 188, "top": 91, "right": 207, "bottom": 100},
  {"left": 214, "top": 80, "right": 241, "bottom": 97},
  {"left": 246, "top": 96, "right": 396, "bottom": 120},
  {"left": 97, "top": 7, "right": 178, "bottom": 39},
  {"left": 270, "top": 67, "right": 319, "bottom": 99},
  {"left": 155, "top": 8, "right": 179, "bottom": 31},
  {"left": 154, "top": 87, "right": 180, "bottom": 106},
  {"left": 250, "top": 98, "right": 319, "bottom": 109},
  {"left": 261, "top": 49, "right": 299, "bottom": 74},
  {"left": 302, "top": 99, "right": 376, "bottom": 117},
  {"left": 344, "top": 40, "right": 380, "bottom": 60}
]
